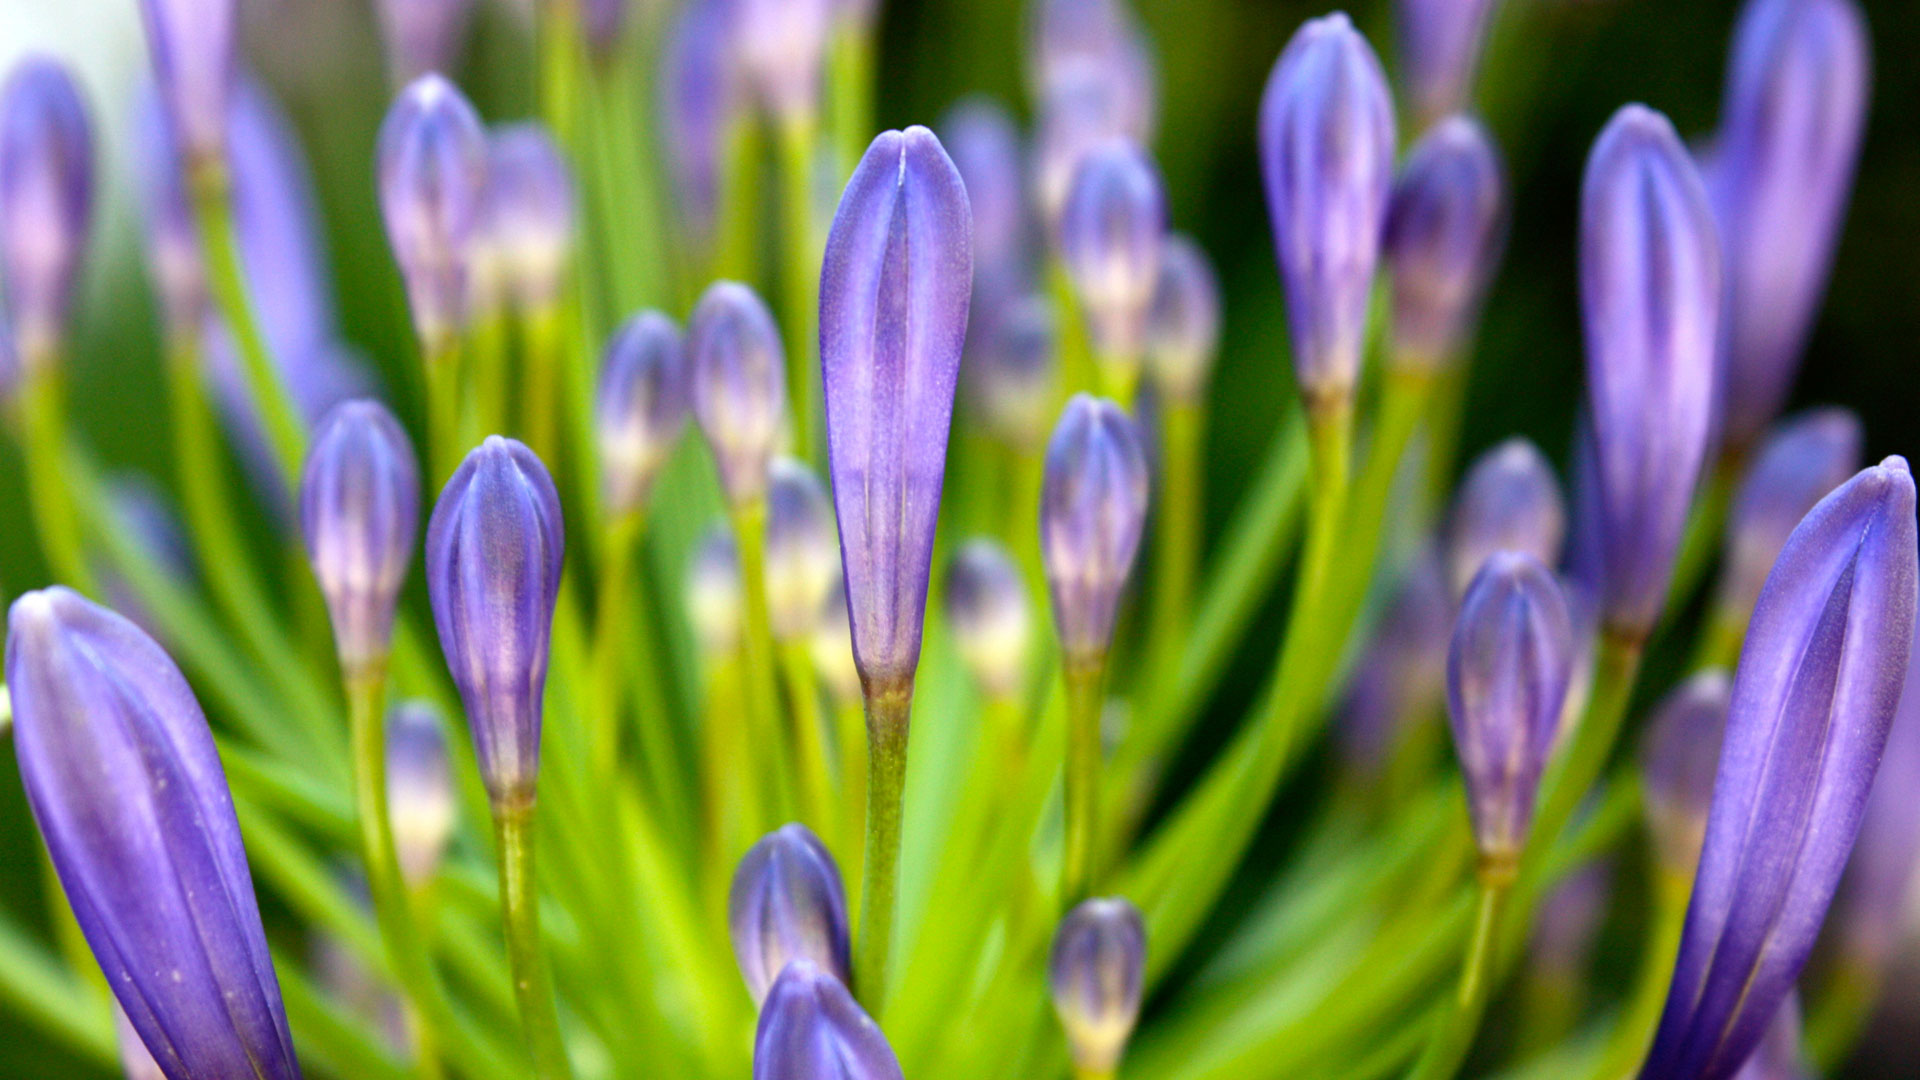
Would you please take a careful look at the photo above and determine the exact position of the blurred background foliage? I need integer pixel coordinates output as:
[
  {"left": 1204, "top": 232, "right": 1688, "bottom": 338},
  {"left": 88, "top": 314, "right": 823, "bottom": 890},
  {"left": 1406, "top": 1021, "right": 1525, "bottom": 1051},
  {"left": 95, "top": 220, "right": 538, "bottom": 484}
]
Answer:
[{"left": 0, "top": 0, "right": 1916, "bottom": 1075}]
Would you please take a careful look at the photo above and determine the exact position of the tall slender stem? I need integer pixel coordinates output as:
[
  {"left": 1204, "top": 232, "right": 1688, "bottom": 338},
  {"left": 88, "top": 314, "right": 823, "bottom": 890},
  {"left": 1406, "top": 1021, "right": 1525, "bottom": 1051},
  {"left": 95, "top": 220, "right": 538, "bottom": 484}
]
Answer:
[
  {"left": 733, "top": 499, "right": 797, "bottom": 820},
  {"left": 16, "top": 362, "right": 94, "bottom": 593},
  {"left": 1406, "top": 874, "right": 1511, "bottom": 1080},
  {"left": 780, "top": 639, "right": 838, "bottom": 839},
  {"left": 1146, "top": 397, "right": 1203, "bottom": 691},
  {"left": 1528, "top": 631, "right": 1644, "bottom": 863},
  {"left": 777, "top": 117, "right": 821, "bottom": 458},
  {"left": 495, "top": 799, "right": 575, "bottom": 1080},
  {"left": 1061, "top": 655, "right": 1108, "bottom": 905},
  {"left": 424, "top": 333, "right": 464, "bottom": 488},
  {"left": 855, "top": 680, "right": 913, "bottom": 1013}
]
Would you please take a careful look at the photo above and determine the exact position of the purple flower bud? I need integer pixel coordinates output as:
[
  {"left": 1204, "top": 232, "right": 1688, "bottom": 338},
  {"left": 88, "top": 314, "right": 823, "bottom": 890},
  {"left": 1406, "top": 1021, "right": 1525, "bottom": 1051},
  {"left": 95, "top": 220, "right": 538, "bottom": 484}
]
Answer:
[
  {"left": 1710, "top": 0, "right": 1870, "bottom": 451},
  {"left": 941, "top": 97, "right": 1028, "bottom": 285},
  {"left": 729, "top": 823, "right": 852, "bottom": 1006},
  {"left": 1446, "top": 551, "right": 1574, "bottom": 870},
  {"left": 767, "top": 457, "right": 841, "bottom": 642},
  {"left": 661, "top": 0, "right": 740, "bottom": 255},
  {"left": 1041, "top": 395, "right": 1150, "bottom": 665},
  {"left": 820, "top": 126, "right": 972, "bottom": 688},
  {"left": 387, "top": 700, "right": 457, "bottom": 887},
  {"left": 1640, "top": 670, "right": 1734, "bottom": 876},
  {"left": 426, "top": 436, "right": 566, "bottom": 808},
  {"left": 1832, "top": 632, "right": 1920, "bottom": 971},
  {"left": 691, "top": 280, "right": 789, "bottom": 507},
  {"left": 688, "top": 525, "right": 744, "bottom": 658},
  {"left": 1032, "top": 69, "right": 1143, "bottom": 232},
  {"left": 596, "top": 310, "right": 690, "bottom": 518},
  {"left": 133, "top": 94, "right": 205, "bottom": 334},
  {"left": 1048, "top": 896, "right": 1147, "bottom": 1073},
  {"left": 6, "top": 588, "right": 301, "bottom": 1080},
  {"left": 754, "top": 959, "right": 903, "bottom": 1080},
  {"left": 301, "top": 399, "right": 421, "bottom": 674},
  {"left": 1384, "top": 114, "right": 1505, "bottom": 369},
  {"left": 1143, "top": 233, "right": 1221, "bottom": 403},
  {"left": 1718, "top": 407, "right": 1862, "bottom": 630},
  {"left": 0, "top": 58, "right": 92, "bottom": 364},
  {"left": 479, "top": 124, "right": 575, "bottom": 312},
  {"left": 1060, "top": 139, "right": 1166, "bottom": 375},
  {"left": 1641, "top": 457, "right": 1918, "bottom": 1080},
  {"left": 1446, "top": 438, "right": 1566, "bottom": 599},
  {"left": 1395, "top": 0, "right": 1500, "bottom": 127},
  {"left": 1339, "top": 545, "right": 1451, "bottom": 775},
  {"left": 732, "top": 0, "right": 833, "bottom": 122},
  {"left": 1580, "top": 104, "right": 1722, "bottom": 639},
  {"left": 376, "top": 0, "right": 478, "bottom": 86},
  {"left": 1028, "top": 0, "right": 1157, "bottom": 144},
  {"left": 378, "top": 74, "right": 488, "bottom": 346},
  {"left": 1258, "top": 13, "right": 1396, "bottom": 407},
  {"left": 1731, "top": 993, "right": 1810, "bottom": 1080},
  {"left": 944, "top": 539, "right": 1034, "bottom": 703},
  {"left": 966, "top": 294, "right": 1059, "bottom": 450},
  {"left": 138, "top": 0, "right": 237, "bottom": 162}
]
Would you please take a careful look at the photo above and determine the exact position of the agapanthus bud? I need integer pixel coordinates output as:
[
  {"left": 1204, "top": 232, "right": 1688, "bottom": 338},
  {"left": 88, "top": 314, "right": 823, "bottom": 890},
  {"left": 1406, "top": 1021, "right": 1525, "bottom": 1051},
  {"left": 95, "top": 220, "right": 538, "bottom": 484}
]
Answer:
[
  {"left": 732, "top": 0, "right": 833, "bottom": 123},
  {"left": 1339, "top": 545, "right": 1451, "bottom": 775},
  {"left": 820, "top": 126, "right": 972, "bottom": 688},
  {"left": 1709, "top": 0, "right": 1870, "bottom": 451},
  {"left": 481, "top": 124, "right": 574, "bottom": 312},
  {"left": 138, "top": 0, "right": 236, "bottom": 162},
  {"left": 1718, "top": 408, "right": 1861, "bottom": 629},
  {"left": 1143, "top": 234, "right": 1221, "bottom": 404},
  {"left": 944, "top": 539, "right": 1033, "bottom": 703},
  {"left": 1384, "top": 114, "right": 1505, "bottom": 369},
  {"left": 596, "top": 310, "right": 690, "bottom": 518},
  {"left": 1732, "top": 994, "right": 1810, "bottom": 1080},
  {"left": 691, "top": 280, "right": 788, "bottom": 508},
  {"left": 132, "top": 94, "right": 204, "bottom": 334},
  {"left": 426, "top": 436, "right": 565, "bottom": 808},
  {"left": 1446, "top": 551, "right": 1574, "bottom": 872},
  {"left": 1640, "top": 457, "right": 1917, "bottom": 1080},
  {"left": 967, "top": 294, "right": 1058, "bottom": 450},
  {"left": 1027, "top": 0, "right": 1157, "bottom": 144},
  {"left": 378, "top": 74, "right": 488, "bottom": 347},
  {"left": 1640, "top": 670, "right": 1734, "bottom": 877},
  {"left": 661, "top": 0, "right": 740, "bottom": 254},
  {"left": 1833, "top": 633, "right": 1920, "bottom": 972},
  {"left": 753, "top": 959, "right": 903, "bottom": 1080},
  {"left": 1446, "top": 438, "right": 1565, "bottom": 599},
  {"left": 1395, "top": 0, "right": 1500, "bottom": 127},
  {"left": 1059, "top": 139, "right": 1165, "bottom": 376},
  {"left": 387, "top": 700, "right": 457, "bottom": 887},
  {"left": 1033, "top": 69, "right": 1142, "bottom": 231},
  {"left": 688, "top": 526, "right": 744, "bottom": 658},
  {"left": 0, "top": 57, "right": 92, "bottom": 365},
  {"left": 1258, "top": 13, "right": 1396, "bottom": 408},
  {"left": 941, "top": 97, "right": 1028, "bottom": 285},
  {"left": 7, "top": 588, "right": 301, "bottom": 1080},
  {"left": 1048, "top": 896, "right": 1147, "bottom": 1074},
  {"left": 1041, "top": 395, "right": 1150, "bottom": 665},
  {"left": 300, "top": 399, "right": 420, "bottom": 674},
  {"left": 376, "top": 0, "right": 477, "bottom": 86},
  {"left": 1580, "top": 104, "right": 1721, "bottom": 640},
  {"left": 810, "top": 580, "right": 862, "bottom": 708},
  {"left": 729, "top": 823, "right": 852, "bottom": 1006},
  {"left": 766, "top": 458, "right": 841, "bottom": 642}
]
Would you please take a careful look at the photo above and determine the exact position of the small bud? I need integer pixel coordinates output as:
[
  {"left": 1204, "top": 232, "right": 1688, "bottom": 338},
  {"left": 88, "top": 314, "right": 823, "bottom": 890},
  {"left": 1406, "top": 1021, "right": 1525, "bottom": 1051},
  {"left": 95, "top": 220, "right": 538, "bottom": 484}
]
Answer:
[
  {"left": 1032, "top": 69, "right": 1140, "bottom": 231},
  {"left": 378, "top": 74, "right": 488, "bottom": 347},
  {"left": 661, "top": 0, "right": 741, "bottom": 256},
  {"left": 1395, "top": 0, "right": 1500, "bottom": 128},
  {"left": 944, "top": 539, "right": 1034, "bottom": 703},
  {"left": 137, "top": 0, "right": 237, "bottom": 162},
  {"left": 596, "top": 310, "right": 691, "bottom": 519},
  {"left": 0, "top": 57, "right": 92, "bottom": 365},
  {"left": 1639, "top": 671, "right": 1733, "bottom": 878},
  {"left": 688, "top": 525, "right": 744, "bottom": 658},
  {"left": 1059, "top": 139, "right": 1166, "bottom": 379},
  {"left": 1041, "top": 395, "right": 1150, "bottom": 665},
  {"left": 376, "top": 0, "right": 478, "bottom": 86},
  {"left": 1027, "top": 0, "right": 1157, "bottom": 147},
  {"left": 426, "top": 436, "right": 566, "bottom": 808},
  {"left": 1339, "top": 545, "right": 1451, "bottom": 776},
  {"left": 1446, "top": 551, "right": 1574, "bottom": 872},
  {"left": 729, "top": 823, "right": 852, "bottom": 1006},
  {"left": 966, "top": 295, "right": 1059, "bottom": 450},
  {"left": 941, "top": 97, "right": 1029, "bottom": 286},
  {"left": 690, "top": 280, "right": 788, "bottom": 508},
  {"left": 480, "top": 124, "right": 574, "bottom": 313},
  {"left": 1446, "top": 438, "right": 1566, "bottom": 599},
  {"left": 1143, "top": 233, "right": 1221, "bottom": 404},
  {"left": 132, "top": 93, "right": 204, "bottom": 335},
  {"left": 731, "top": 0, "right": 833, "bottom": 124},
  {"left": 1581, "top": 104, "right": 1721, "bottom": 639},
  {"left": 766, "top": 458, "right": 841, "bottom": 642},
  {"left": 753, "top": 959, "right": 903, "bottom": 1080},
  {"left": 1717, "top": 408, "right": 1861, "bottom": 630},
  {"left": 1258, "top": 13, "right": 1396, "bottom": 408},
  {"left": 387, "top": 700, "right": 457, "bottom": 887},
  {"left": 300, "top": 399, "right": 421, "bottom": 675},
  {"left": 1384, "top": 115, "right": 1505, "bottom": 370},
  {"left": 1048, "top": 896, "right": 1147, "bottom": 1074}
]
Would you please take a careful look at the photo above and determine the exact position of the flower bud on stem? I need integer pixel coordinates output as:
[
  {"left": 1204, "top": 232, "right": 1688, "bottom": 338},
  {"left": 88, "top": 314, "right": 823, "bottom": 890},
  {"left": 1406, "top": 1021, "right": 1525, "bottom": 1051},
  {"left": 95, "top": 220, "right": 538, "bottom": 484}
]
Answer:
[{"left": 495, "top": 797, "right": 573, "bottom": 1080}]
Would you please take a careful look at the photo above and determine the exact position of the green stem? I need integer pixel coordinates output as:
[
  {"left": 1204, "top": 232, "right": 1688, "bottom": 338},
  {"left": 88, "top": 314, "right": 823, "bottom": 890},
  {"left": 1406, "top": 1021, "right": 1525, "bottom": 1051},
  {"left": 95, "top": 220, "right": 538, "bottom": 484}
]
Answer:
[
  {"left": 16, "top": 362, "right": 95, "bottom": 593},
  {"left": 1527, "top": 631, "right": 1644, "bottom": 865},
  {"left": 494, "top": 800, "right": 575, "bottom": 1080},
  {"left": 777, "top": 117, "right": 821, "bottom": 458},
  {"left": 835, "top": 697, "right": 869, "bottom": 878},
  {"left": 1061, "top": 655, "right": 1107, "bottom": 905},
  {"left": 1050, "top": 260, "right": 1096, "bottom": 396},
  {"left": 589, "top": 515, "right": 640, "bottom": 788},
  {"left": 1584, "top": 869, "right": 1690, "bottom": 1080},
  {"left": 1406, "top": 872, "right": 1512, "bottom": 1080},
  {"left": 855, "top": 680, "right": 913, "bottom": 1013},
  {"left": 424, "top": 334, "right": 464, "bottom": 488},
  {"left": 521, "top": 306, "right": 565, "bottom": 470},
  {"left": 1146, "top": 397, "right": 1203, "bottom": 691},
  {"left": 716, "top": 117, "right": 764, "bottom": 283},
  {"left": 780, "top": 639, "right": 838, "bottom": 839},
  {"left": 347, "top": 668, "right": 446, "bottom": 1080},
  {"left": 1073, "top": 1066, "right": 1117, "bottom": 1080},
  {"left": 733, "top": 499, "right": 797, "bottom": 821}
]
